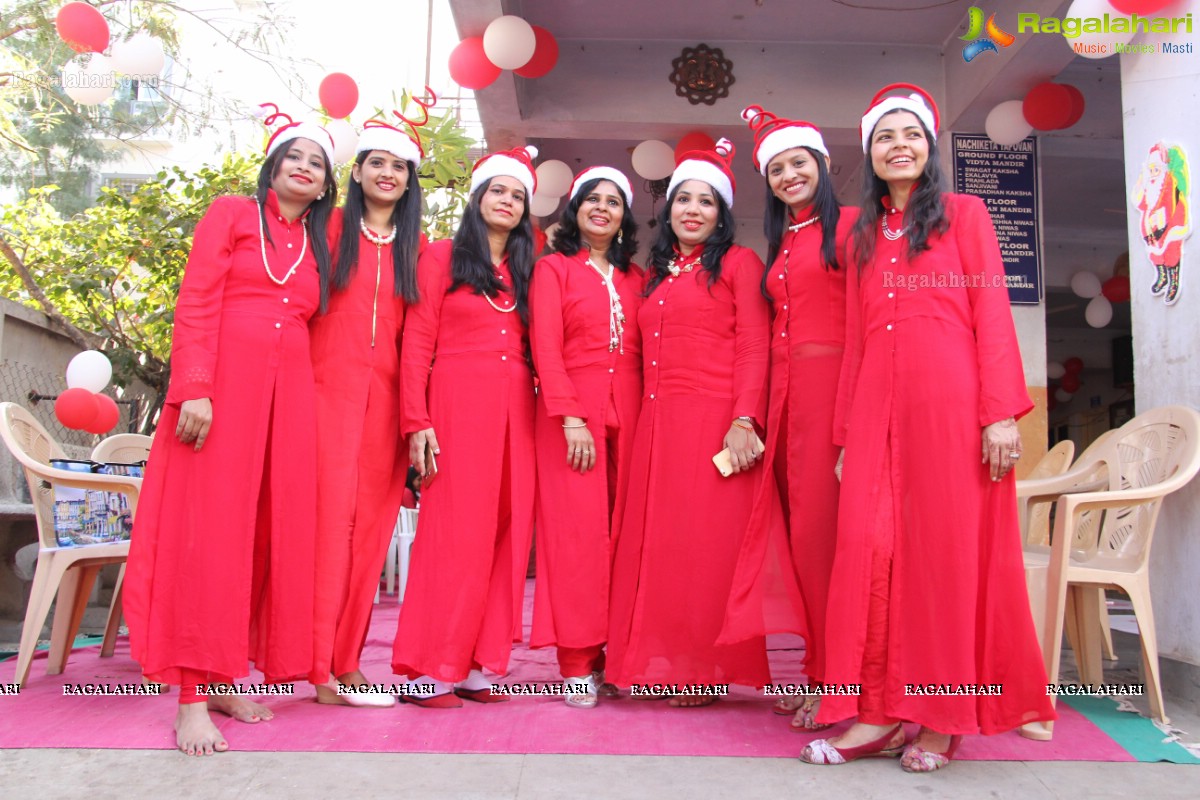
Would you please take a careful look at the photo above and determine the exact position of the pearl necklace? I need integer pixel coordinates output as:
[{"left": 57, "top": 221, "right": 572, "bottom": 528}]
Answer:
[
  {"left": 484, "top": 263, "right": 517, "bottom": 313},
  {"left": 666, "top": 253, "right": 702, "bottom": 277},
  {"left": 256, "top": 200, "right": 308, "bottom": 286},
  {"left": 360, "top": 219, "right": 397, "bottom": 246},
  {"left": 586, "top": 257, "right": 626, "bottom": 353},
  {"left": 881, "top": 208, "right": 907, "bottom": 241},
  {"left": 788, "top": 215, "right": 821, "bottom": 233}
]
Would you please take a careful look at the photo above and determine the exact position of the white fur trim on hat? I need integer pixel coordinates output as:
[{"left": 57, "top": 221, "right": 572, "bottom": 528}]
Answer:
[
  {"left": 266, "top": 121, "right": 335, "bottom": 166},
  {"left": 860, "top": 95, "right": 937, "bottom": 152},
  {"left": 470, "top": 145, "right": 539, "bottom": 197},
  {"left": 754, "top": 126, "right": 829, "bottom": 175},
  {"left": 356, "top": 125, "right": 423, "bottom": 166},
  {"left": 570, "top": 166, "right": 634, "bottom": 207},
  {"left": 668, "top": 161, "right": 734, "bottom": 208}
]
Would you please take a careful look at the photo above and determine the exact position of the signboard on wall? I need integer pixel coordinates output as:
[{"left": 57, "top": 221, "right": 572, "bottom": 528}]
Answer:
[{"left": 952, "top": 133, "right": 1042, "bottom": 304}]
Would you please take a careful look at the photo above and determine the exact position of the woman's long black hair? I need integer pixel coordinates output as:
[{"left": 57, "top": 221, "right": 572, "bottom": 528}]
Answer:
[
  {"left": 550, "top": 176, "right": 639, "bottom": 270},
  {"left": 450, "top": 178, "right": 535, "bottom": 323},
  {"left": 329, "top": 150, "right": 423, "bottom": 311},
  {"left": 849, "top": 110, "right": 948, "bottom": 271},
  {"left": 762, "top": 147, "right": 842, "bottom": 300},
  {"left": 255, "top": 141, "right": 337, "bottom": 296},
  {"left": 644, "top": 182, "right": 736, "bottom": 296}
]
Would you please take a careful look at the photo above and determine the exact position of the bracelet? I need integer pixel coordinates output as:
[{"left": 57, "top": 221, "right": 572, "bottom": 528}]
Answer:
[
  {"left": 562, "top": 422, "right": 588, "bottom": 429},
  {"left": 731, "top": 419, "right": 755, "bottom": 431}
]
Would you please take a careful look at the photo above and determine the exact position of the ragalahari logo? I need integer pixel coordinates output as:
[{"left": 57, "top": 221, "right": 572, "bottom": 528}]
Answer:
[{"left": 960, "top": 7, "right": 1015, "bottom": 62}]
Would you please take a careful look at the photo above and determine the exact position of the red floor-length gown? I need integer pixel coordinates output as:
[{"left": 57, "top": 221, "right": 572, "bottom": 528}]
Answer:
[
  {"left": 125, "top": 191, "right": 319, "bottom": 685},
  {"left": 529, "top": 250, "right": 644, "bottom": 661},
  {"left": 723, "top": 208, "right": 857, "bottom": 683},
  {"left": 819, "top": 194, "right": 1055, "bottom": 733},
  {"left": 392, "top": 239, "right": 536, "bottom": 682},
  {"left": 309, "top": 210, "right": 420, "bottom": 683},
  {"left": 607, "top": 244, "right": 774, "bottom": 688}
]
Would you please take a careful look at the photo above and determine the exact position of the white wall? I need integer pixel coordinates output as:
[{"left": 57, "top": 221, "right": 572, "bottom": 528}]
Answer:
[{"left": 1121, "top": 35, "right": 1200, "bottom": 666}]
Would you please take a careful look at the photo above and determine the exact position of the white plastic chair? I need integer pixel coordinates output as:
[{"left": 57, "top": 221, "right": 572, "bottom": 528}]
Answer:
[
  {"left": 1020, "top": 405, "right": 1200, "bottom": 737},
  {"left": 0, "top": 402, "right": 142, "bottom": 686},
  {"left": 381, "top": 507, "right": 418, "bottom": 600}
]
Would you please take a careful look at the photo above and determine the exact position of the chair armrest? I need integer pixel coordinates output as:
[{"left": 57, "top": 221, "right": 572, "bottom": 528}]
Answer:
[
  {"left": 1017, "top": 472, "right": 1107, "bottom": 502},
  {"left": 29, "top": 464, "right": 143, "bottom": 496}
]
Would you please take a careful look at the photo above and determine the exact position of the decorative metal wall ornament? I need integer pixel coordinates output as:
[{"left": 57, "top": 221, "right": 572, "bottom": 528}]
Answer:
[
  {"left": 643, "top": 178, "right": 670, "bottom": 228},
  {"left": 669, "top": 44, "right": 735, "bottom": 106}
]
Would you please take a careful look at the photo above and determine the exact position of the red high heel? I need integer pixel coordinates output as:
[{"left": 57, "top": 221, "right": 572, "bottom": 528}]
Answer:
[
  {"left": 798, "top": 724, "right": 906, "bottom": 765},
  {"left": 901, "top": 732, "right": 962, "bottom": 772}
]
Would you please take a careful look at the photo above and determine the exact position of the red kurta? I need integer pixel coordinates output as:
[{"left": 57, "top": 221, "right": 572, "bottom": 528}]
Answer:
[
  {"left": 529, "top": 251, "right": 645, "bottom": 654},
  {"left": 125, "top": 191, "right": 318, "bottom": 685},
  {"left": 819, "top": 193, "right": 1055, "bottom": 733},
  {"left": 723, "top": 209, "right": 858, "bottom": 685},
  {"left": 309, "top": 210, "right": 419, "bottom": 683},
  {"left": 607, "top": 244, "right": 774, "bottom": 688},
  {"left": 391, "top": 239, "right": 536, "bottom": 682}
]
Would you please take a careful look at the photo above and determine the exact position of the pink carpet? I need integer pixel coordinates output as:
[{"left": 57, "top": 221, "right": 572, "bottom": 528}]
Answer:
[{"left": 0, "top": 583, "right": 1131, "bottom": 759}]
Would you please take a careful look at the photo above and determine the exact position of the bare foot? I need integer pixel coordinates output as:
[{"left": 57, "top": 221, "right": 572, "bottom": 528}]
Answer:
[
  {"left": 174, "top": 703, "right": 228, "bottom": 756},
  {"left": 206, "top": 689, "right": 273, "bottom": 722},
  {"left": 827, "top": 721, "right": 899, "bottom": 749},
  {"left": 774, "top": 695, "right": 804, "bottom": 714}
]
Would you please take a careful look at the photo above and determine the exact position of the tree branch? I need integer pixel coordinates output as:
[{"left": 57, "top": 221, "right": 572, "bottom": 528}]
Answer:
[{"left": 0, "top": 228, "right": 101, "bottom": 349}]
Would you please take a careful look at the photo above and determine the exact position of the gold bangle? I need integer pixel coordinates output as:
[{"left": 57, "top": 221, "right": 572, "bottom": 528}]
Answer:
[
  {"left": 562, "top": 422, "right": 588, "bottom": 429},
  {"left": 731, "top": 420, "right": 754, "bottom": 431}
]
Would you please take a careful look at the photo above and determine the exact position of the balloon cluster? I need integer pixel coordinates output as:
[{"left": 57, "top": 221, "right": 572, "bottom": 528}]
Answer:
[
  {"left": 450, "top": 17, "right": 559, "bottom": 90},
  {"left": 1071, "top": 267, "right": 1130, "bottom": 329},
  {"left": 984, "top": 82, "right": 1085, "bottom": 147},
  {"left": 54, "top": 4, "right": 166, "bottom": 107},
  {"left": 1046, "top": 357, "right": 1085, "bottom": 410},
  {"left": 628, "top": 131, "right": 716, "bottom": 182},
  {"left": 54, "top": 351, "right": 120, "bottom": 435},
  {"left": 1062, "top": 0, "right": 1175, "bottom": 59},
  {"left": 529, "top": 160, "right": 573, "bottom": 218}
]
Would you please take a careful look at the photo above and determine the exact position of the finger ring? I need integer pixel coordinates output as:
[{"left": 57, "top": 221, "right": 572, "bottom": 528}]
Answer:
[{"left": 1009, "top": 452, "right": 1020, "bottom": 459}]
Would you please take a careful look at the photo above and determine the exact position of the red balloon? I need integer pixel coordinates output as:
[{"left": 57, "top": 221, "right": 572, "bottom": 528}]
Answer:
[
  {"left": 674, "top": 131, "right": 717, "bottom": 162},
  {"left": 1109, "top": 1, "right": 1173, "bottom": 14},
  {"left": 319, "top": 73, "right": 359, "bottom": 119},
  {"left": 55, "top": 2, "right": 110, "bottom": 54},
  {"left": 1060, "top": 373, "right": 1081, "bottom": 393},
  {"left": 1061, "top": 84, "right": 1086, "bottom": 129},
  {"left": 55, "top": 388, "right": 100, "bottom": 430},
  {"left": 449, "top": 37, "right": 501, "bottom": 90},
  {"left": 515, "top": 26, "right": 559, "bottom": 79},
  {"left": 1102, "top": 275, "right": 1131, "bottom": 303},
  {"left": 1023, "top": 83, "right": 1073, "bottom": 131},
  {"left": 84, "top": 394, "right": 121, "bottom": 435},
  {"left": 1063, "top": 357, "right": 1084, "bottom": 374}
]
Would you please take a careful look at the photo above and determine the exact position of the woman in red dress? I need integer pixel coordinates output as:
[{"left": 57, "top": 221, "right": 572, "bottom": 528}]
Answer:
[
  {"left": 309, "top": 114, "right": 427, "bottom": 708},
  {"left": 607, "top": 140, "right": 772, "bottom": 706},
  {"left": 801, "top": 84, "right": 1054, "bottom": 770},
  {"left": 725, "top": 106, "right": 857, "bottom": 730},
  {"left": 529, "top": 167, "right": 643, "bottom": 708},
  {"left": 124, "top": 114, "right": 337, "bottom": 755},
  {"left": 391, "top": 146, "right": 539, "bottom": 707}
]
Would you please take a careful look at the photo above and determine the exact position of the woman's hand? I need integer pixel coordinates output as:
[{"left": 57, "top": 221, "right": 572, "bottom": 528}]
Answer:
[
  {"left": 410, "top": 428, "right": 440, "bottom": 484},
  {"left": 562, "top": 416, "right": 595, "bottom": 473},
  {"left": 176, "top": 398, "right": 212, "bottom": 452},
  {"left": 835, "top": 447, "right": 845, "bottom": 482},
  {"left": 723, "top": 423, "right": 760, "bottom": 475},
  {"left": 982, "top": 417, "right": 1022, "bottom": 481}
]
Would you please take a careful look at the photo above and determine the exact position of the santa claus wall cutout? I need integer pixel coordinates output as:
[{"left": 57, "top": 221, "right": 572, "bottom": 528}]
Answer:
[{"left": 1131, "top": 142, "right": 1191, "bottom": 306}]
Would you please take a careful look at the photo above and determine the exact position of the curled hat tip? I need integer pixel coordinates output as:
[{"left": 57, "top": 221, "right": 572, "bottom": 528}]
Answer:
[
  {"left": 525, "top": 145, "right": 539, "bottom": 160},
  {"left": 715, "top": 137, "right": 733, "bottom": 157},
  {"left": 740, "top": 106, "right": 757, "bottom": 122}
]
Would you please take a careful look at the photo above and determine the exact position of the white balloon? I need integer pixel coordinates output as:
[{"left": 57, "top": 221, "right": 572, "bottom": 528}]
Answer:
[
  {"left": 483, "top": 15, "right": 537, "bottom": 70},
  {"left": 631, "top": 140, "right": 675, "bottom": 180},
  {"left": 62, "top": 56, "right": 115, "bottom": 105},
  {"left": 1085, "top": 295, "right": 1113, "bottom": 328},
  {"left": 1047, "top": 361, "right": 1066, "bottom": 380},
  {"left": 1070, "top": 270, "right": 1102, "bottom": 299},
  {"left": 985, "top": 101, "right": 1032, "bottom": 147},
  {"left": 66, "top": 350, "right": 113, "bottom": 393},
  {"left": 529, "top": 191, "right": 560, "bottom": 218},
  {"left": 535, "top": 160, "right": 574, "bottom": 198},
  {"left": 110, "top": 33, "right": 165, "bottom": 76},
  {"left": 1054, "top": 387, "right": 1074, "bottom": 403},
  {"left": 1063, "top": 0, "right": 1135, "bottom": 59},
  {"left": 326, "top": 119, "right": 359, "bottom": 164}
]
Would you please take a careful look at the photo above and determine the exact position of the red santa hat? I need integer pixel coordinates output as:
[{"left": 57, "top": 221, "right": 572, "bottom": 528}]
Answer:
[
  {"left": 859, "top": 83, "right": 940, "bottom": 152},
  {"left": 258, "top": 103, "right": 335, "bottom": 165},
  {"left": 356, "top": 91, "right": 437, "bottom": 167},
  {"left": 470, "top": 145, "right": 539, "bottom": 197},
  {"left": 667, "top": 137, "right": 737, "bottom": 208},
  {"left": 569, "top": 166, "right": 634, "bottom": 207},
  {"left": 741, "top": 105, "right": 828, "bottom": 175}
]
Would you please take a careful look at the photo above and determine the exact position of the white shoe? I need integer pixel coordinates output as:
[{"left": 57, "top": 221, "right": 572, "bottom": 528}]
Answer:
[{"left": 564, "top": 674, "right": 598, "bottom": 709}]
